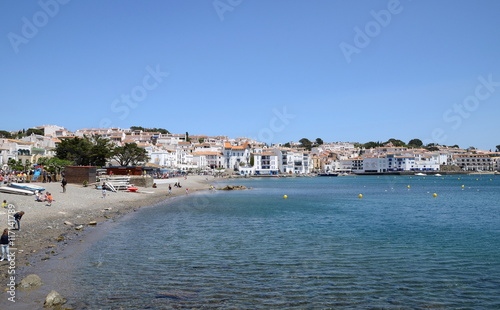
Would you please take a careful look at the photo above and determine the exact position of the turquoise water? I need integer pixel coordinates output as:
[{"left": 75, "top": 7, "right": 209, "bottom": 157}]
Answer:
[{"left": 71, "top": 175, "right": 500, "bottom": 309}]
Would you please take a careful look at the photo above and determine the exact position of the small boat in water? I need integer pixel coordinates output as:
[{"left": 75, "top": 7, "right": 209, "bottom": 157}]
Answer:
[
  {"left": 414, "top": 173, "right": 427, "bottom": 176},
  {"left": 0, "top": 186, "right": 35, "bottom": 196},
  {"left": 317, "top": 173, "right": 339, "bottom": 177},
  {"left": 434, "top": 174, "right": 442, "bottom": 177},
  {"left": 9, "top": 183, "right": 45, "bottom": 192}
]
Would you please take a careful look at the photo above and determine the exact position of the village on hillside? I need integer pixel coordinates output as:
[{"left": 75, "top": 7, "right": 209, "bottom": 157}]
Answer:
[{"left": 1, "top": 125, "right": 499, "bottom": 176}]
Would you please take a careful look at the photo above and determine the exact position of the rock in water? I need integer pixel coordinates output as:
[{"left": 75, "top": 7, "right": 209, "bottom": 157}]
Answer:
[
  {"left": 19, "top": 274, "right": 43, "bottom": 288},
  {"left": 217, "top": 185, "right": 247, "bottom": 190},
  {"left": 44, "top": 290, "right": 66, "bottom": 307}
]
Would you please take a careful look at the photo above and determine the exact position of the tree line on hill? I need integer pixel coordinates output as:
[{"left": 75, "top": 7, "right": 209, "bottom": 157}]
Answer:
[
  {"left": 0, "top": 128, "right": 44, "bottom": 139},
  {"left": 294, "top": 137, "right": 500, "bottom": 153}
]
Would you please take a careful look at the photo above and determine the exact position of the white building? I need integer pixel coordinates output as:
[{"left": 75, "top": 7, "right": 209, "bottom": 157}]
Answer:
[
  {"left": 387, "top": 154, "right": 415, "bottom": 172},
  {"left": 224, "top": 142, "right": 251, "bottom": 171},
  {"left": 453, "top": 154, "right": 495, "bottom": 171},
  {"left": 147, "top": 147, "right": 177, "bottom": 168},
  {"left": 253, "top": 152, "right": 279, "bottom": 175},
  {"left": 0, "top": 139, "right": 34, "bottom": 170},
  {"left": 290, "top": 151, "right": 311, "bottom": 174},
  {"left": 35, "top": 125, "right": 72, "bottom": 137},
  {"left": 192, "top": 151, "right": 224, "bottom": 170},
  {"left": 495, "top": 157, "right": 500, "bottom": 171},
  {"left": 363, "top": 156, "right": 389, "bottom": 173}
]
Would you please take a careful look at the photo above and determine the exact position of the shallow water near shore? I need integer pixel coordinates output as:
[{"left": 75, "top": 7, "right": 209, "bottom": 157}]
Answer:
[{"left": 68, "top": 175, "right": 500, "bottom": 309}]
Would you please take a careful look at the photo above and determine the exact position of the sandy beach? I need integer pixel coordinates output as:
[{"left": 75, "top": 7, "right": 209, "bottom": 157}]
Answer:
[{"left": 0, "top": 175, "right": 213, "bottom": 308}]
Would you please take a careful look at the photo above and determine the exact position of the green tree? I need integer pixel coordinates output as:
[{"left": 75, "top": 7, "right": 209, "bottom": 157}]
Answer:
[
  {"left": 0, "top": 130, "right": 12, "bottom": 138},
  {"left": 283, "top": 142, "right": 291, "bottom": 148},
  {"left": 7, "top": 159, "right": 24, "bottom": 171},
  {"left": 151, "top": 128, "right": 170, "bottom": 134},
  {"left": 496, "top": 145, "right": 500, "bottom": 152},
  {"left": 130, "top": 126, "right": 145, "bottom": 132},
  {"left": 315, "top": 138, "right": 324, "bottom": 146},
  {"left": 55, "top": 134, "right": 114, "bottom": 166},
  {"left": 299, "top": 138, "right": 312, "bottom": 151},
  {"left": 384, "top": 138, "right": 406, "bottom": 147},
  {"left": 185, "top": 132, "right": 191, "bottom": 142},
  {"left": 56, "top": 137, "right": 92, "bottom": 165},
  {"left": 14, "top": 130, "right": 24, "bottom": 139},
  {"left": 408, "top": 139, "right": 423, "bottom": 148},
  {"left": 26, "top": 128, "right": 44, "bottom": 136},
  {"left": 87, "top": 134, "right": 115, "bottom": 166},
  {"left": 363, "top": 141, "right": 382, "bottom": 149},
  {"left": 130, "top": 126, "right": 169, "bottom": 134},
  {"left": 37, "top": 157, "right": 73, "bottom": 175},
  {"left": 425, "top": 143, "right": 440, "bottom": 151},
  {"left": 112, "top": 143, "right": 149, "bottom": 166},
  {"left": 249, "top": 154, "right": 254, "bottom": 167}
]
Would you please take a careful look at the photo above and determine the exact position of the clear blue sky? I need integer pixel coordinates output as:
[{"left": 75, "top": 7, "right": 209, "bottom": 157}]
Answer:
[{"left": 2, "top": 0, "right": 500, "bottom": 150}]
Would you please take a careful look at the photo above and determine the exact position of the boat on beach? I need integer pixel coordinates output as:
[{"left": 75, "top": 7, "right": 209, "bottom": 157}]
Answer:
[
  {"left": 0, "top": 186, "right": 35, "bottom": 196},
  {"left": 317, "top": 173, "right": 339, "bottom": 177},
  {"left": 8, "top": 183, "right": 45, "bottom": 192}
]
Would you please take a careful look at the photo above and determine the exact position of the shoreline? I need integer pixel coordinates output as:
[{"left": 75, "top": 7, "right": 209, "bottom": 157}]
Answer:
[{"left": 0, "top": 175, "right": 213, "bottom": 308}]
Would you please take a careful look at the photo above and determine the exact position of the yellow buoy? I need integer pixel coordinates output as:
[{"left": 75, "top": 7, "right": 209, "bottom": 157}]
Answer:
[
  {"left": 283, "top": 195, "right": 288, "bottom": 199},
  {"left": 461, "top": 185, "right": 465, "bottom": 188},
  {"left": 358, "top": 194, "right": 363, "bottom": 198},
  {"left": 407, "top": 185, "right": 410, "bottom": 188},
  {"left": 433, "top": 193, "right": 438, "bottom": 198}
]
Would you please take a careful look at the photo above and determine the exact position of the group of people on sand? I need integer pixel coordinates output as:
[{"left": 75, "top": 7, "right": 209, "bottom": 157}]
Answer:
[
  {"left": 1, "top": 211, "right": 24, "bottom": 262},
  {"left": 35, "top": 191, "right": 54, "bottom": 206}
]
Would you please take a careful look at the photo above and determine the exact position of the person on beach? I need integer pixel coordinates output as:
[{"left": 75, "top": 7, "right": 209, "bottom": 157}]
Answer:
[
  {"left": 0, "top": 228, "right": 10, "bottom": 261},
  {"left": 101, "top": 183, "right": 107, "bottom": 198},
  {"left": 168, "top": 184, "right": 172, "bottom": 195},
  {"left": 46, "top": 192, "right": 53, "bottom": 206},
  {"left": 61, "top": 177, "right": 67, "bottom": 193},
  {"left": 34, "top": 191, "right": 42, "bottom": 202},
  {"left": 13, "top": 211, "right": 24, "bottom": 231},
  {"left": 1, "top": 200, "right": 7, "bottom": 209},
  {"left": 185, "top": 188, "right": 189, "bottom": 195}
]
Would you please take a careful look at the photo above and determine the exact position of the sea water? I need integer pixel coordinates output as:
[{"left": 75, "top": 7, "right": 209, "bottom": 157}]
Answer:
[{"left": 70, "top": 175, "right": 500, "bottom": 309}]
